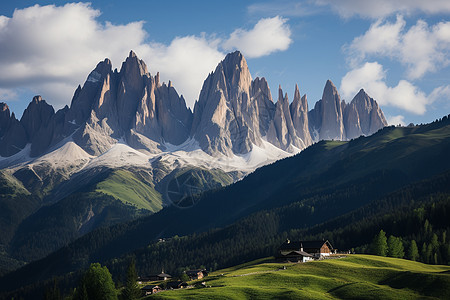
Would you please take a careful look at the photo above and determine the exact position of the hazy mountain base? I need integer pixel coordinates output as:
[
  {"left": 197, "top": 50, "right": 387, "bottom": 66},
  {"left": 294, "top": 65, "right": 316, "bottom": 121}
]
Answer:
[
  {"left": 0, "top": 163, "right": 235, "bottom": 270},
  {"left": 150, "top": 255, "right": 450, "bottom": 300}
]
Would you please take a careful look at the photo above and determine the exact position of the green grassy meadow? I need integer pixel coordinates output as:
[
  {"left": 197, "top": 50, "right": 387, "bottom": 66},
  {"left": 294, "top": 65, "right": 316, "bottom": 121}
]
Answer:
[
  {"left": 148, "top": 255, "right": 450, "bottom": 299},
  {"left": 95, "top": 169, "right": 162, "bottom": 212}
]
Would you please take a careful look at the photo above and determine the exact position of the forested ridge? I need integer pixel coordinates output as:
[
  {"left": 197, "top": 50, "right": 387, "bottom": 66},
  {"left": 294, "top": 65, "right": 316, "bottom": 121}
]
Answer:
[{"left": 1, "top": 115, "right": 450, "bottom": 299}]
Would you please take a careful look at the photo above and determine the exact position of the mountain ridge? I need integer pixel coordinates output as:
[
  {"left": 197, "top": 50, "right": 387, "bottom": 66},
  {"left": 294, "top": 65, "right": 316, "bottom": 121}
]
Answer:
[{"left": 0, "top": 50, "right": 387, "bottom": 161}]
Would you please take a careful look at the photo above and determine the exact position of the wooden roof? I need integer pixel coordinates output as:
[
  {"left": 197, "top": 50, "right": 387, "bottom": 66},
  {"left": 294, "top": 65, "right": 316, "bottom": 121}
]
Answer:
[{"left": 283, "top": 250, "right": 314, "bottom": 257}]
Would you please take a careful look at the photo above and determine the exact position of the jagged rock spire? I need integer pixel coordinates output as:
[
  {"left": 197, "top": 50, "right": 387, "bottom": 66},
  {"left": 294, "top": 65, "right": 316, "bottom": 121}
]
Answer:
[{"left": 0, "top": 51, "right": 387, "bottom": 158}]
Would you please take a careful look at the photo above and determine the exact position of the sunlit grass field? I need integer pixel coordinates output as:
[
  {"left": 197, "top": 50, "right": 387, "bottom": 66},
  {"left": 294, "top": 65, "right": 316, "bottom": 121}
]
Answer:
[
  {"left": 95, "top": 169, "right": 162, "bottom": 212},
  {"left": 147, "top": 255, "right": 450, "bottom": 299}
]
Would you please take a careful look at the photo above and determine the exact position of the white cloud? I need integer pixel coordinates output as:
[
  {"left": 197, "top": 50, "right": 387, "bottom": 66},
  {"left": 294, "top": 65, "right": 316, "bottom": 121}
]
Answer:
[
  {"left": 347, "top": 16, "right": 450, "bottom": 79},
  {"left": 137, "top": 35, "right": 224, "bottom": 107},
  {"left": 340, "top": 62, "right": 431, "bottom": 115},
  {"left": 247, "top": 1, "right": 320, "bottom": 17},
  {"left": 0, "top": 3, "right": 147, "bottom": 108},
  {"left": 0, "top": 4, "right": 292, "bottom": 110},
  {"left": 315, "top": 0, "right": 450, "bottom": 19},
  {"left": 0, "top": 88, "right": 18, "bottom": 102},
  {"left": 223, "top": 16, "right": 292, "bottom": 58},
  {"left": 429, "top": 84, "right": 450, "bottom": 104},
  {"left": 386, "top": 115, "right": 405, "bottom": 126}
]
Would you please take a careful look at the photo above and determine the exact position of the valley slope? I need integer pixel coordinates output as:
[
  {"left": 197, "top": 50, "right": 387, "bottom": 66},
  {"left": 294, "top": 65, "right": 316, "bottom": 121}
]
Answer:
[{"left": 1, "top": 115, "right": 448, "bottom": 297}]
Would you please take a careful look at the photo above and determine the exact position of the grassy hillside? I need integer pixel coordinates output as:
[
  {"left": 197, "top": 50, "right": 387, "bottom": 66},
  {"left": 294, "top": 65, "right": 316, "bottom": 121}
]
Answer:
[
  {"left": 0, "top": 171, "right": 41, "bottom": 272},
  {"left": 150, "top": 255, "right": 450, "bottom": 299},
  {"left": 96, "top": 169, "right": 162, "bottom": 212},
  {"left": 161, "top": 167, "right": 235, "bottom": 208},
  {"left": 0, "top": 170, "right": 30, "bottom": 197}
]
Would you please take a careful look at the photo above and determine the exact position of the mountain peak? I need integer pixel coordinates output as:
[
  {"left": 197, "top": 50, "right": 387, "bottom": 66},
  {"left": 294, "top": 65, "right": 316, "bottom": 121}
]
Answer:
[
  {"left": 294, "top": 84, "right": 301, "bottom": 102},
  {"left": 32, "top": 95, "right": 43, "bottom": 103},
  {"left": 0, "top": 102, "right": 9, "bottom": 112},
  {"left": 120, "top": 50, "right": 149, "bottom": 77},
  {"left": 324, "top": 79, "right": 337, "bottom": 92},
  {"left": 129, "top": 50, "right": 137, "bottom": 58},
  {"left": 225, "top": 50, "right": 243, "bottom": 61},
  {"left": 221, "top": 51, "right": 250, "bottom": 83},
  {"left": 356, "top": 88, "right": 367, "bottom": 97}
]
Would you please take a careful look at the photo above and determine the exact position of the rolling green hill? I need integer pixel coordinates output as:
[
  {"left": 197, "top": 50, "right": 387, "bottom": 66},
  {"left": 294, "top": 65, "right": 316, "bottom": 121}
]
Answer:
[
  {"left": 95, "top": 169, "right": 162, "bottom": 212},
  {"left": 149, "top": 255, "right": 450, "bottom": 299}
]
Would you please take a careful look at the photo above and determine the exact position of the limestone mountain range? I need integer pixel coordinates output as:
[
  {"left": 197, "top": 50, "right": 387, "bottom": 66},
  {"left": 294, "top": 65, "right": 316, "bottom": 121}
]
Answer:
[
  {"left": 0, "top": 50, "right": 388, "bottom": 267},
  {"left": 0, "top": 50, "right": 387, "bottom": 161}
]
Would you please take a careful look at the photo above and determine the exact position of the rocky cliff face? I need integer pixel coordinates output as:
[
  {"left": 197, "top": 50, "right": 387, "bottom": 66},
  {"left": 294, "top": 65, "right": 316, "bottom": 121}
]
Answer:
[
  {"left": 65, "top": 51, "right": 193, "bottom": 155},
  {"left": 309, "top": 81, "right": 388, "bottom": 142},
  {"left": 290, "top": 84, "right": 312, "bottom": 148},
  {"left": 0, "top": 103, "right": 27, "bottom": 157},
  {"left": 344, "top": 89, "right": 387, "bottom": 138},
  {"left": 191, "top": 51, "right": 269, "bottom": 155},
  {"left": 0, "top": 51, "right": 387, "bottom": 159},
  {"left": 309, "top": 80, "right": 345, "bottom": 141},
  {"left": 266, "top": 86, "right": 302, "bottom": 151}
]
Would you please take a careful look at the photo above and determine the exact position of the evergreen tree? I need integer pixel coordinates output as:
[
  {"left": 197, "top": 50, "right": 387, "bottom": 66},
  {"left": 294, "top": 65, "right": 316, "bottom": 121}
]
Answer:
[
  {"left": 387, "top": 235, "right": 404, "bottom": 258},
  {"left": 408, "top": 240, "right": 419, "bottom": 261},
  {"left": 431, "top": 233, "right": 439, "bottom": 251},
  {"left": 43, "top": 278, "right": 61, "bottom": 300},
  {"left": 426, "top": 244, "right": 433, "bottom": 263},
  {"left": 74, "top": 263, "right": 117, "bottom": 300},
  {"left": 371, "top": 230, "right": 388, "bottom": 256},
  {"left": 121, "top": 258, "right": 141, "bottom": 300},
  {"left": 421, "top": 242, "right": 428, "bottom": 262},
  {"left": 75, "top": 281, "right": 88, "bottom": 300}
]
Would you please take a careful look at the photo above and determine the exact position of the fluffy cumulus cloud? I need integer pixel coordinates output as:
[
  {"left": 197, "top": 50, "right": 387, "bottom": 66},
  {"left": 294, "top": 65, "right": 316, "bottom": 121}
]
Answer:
[
  {"left": 386, "top": 115, "right": 406, "bottom": 126},
  {"left": 340, "top": 62, "right": 445, "bottom": 115},
  {"left": 0, "top": 3, "right": 148, "bottom": 107},
  {"left": 0, "top": 4, "right": 292, "bottom": 110},
  {"left": 137, "top": 35, "right": 224, "bottom": 108},
  {"left": 314, "top": 0, "right": 450, "bottom": 19},
  {"left": 347, "top": 16, "right": 450, "bottom": 79},
  {"left": 223, "top": 16, "right": 292, "bottom": 58}
]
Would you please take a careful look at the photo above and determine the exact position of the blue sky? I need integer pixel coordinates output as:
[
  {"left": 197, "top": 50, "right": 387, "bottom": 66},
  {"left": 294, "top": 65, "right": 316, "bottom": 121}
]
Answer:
[{"left": 0, "top": 1, "right": 449, "bottom": 125}]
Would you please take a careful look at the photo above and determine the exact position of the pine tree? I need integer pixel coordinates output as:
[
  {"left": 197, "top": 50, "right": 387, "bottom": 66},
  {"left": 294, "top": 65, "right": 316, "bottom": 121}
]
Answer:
[
  {"left": 371, "top": 230, "right": 387, "bottom": 256},
  {"left": 431, "top": 233, "right": 439, "bottom": 251},
  {"left": 426, "top": 244, "right": 433, "bottom": 263},
  {"left": 43, "top": 278, "right": 61, "bottom": 300},
  {"left": 421, "top": 242, "right": 428, "bottom": 262},
  {"left": 387, "top": 235, "right": 404, "bottom": 258},
  {"left": 408, "top": 240, "right": 419, "bottom": 261},
  {"left": 121, "top": 258, "right": 141, "bottom": 300}
]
